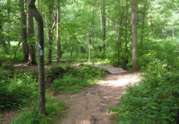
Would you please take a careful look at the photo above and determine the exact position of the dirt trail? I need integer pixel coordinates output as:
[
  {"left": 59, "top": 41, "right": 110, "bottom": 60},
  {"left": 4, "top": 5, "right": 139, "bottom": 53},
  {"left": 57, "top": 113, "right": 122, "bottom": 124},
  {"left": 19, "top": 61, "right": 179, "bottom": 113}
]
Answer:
[
  {"left": 1, "top": 111, "right": 16, "bottom": 124},
  {"left": 56, "top": 70, "right": 141, "bottom": 124}
]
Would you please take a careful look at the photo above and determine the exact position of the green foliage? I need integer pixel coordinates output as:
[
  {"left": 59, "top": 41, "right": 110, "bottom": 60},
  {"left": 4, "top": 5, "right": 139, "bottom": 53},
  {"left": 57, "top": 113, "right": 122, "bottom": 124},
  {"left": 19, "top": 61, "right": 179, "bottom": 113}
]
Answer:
[
  {"left": 0, "top": 70, "right": 37, "bottom": 111},
  {"left": 0, "top": 0, "right": 179, "bottom": 123},
  {"left": 52, "top": 65, "right": 106, "bottom": 93},
  {"left": 11, "top": 97, "right": 65, "bottom": 124},
  {"left": 47, "top": 64, "right": 71, "bottom": 83},
  {"left": 0, "top": 45, "right": 24, "bottom": 64},
  {"left": 138, "top": 39, "right": 178, "bottom": 69},
  {"left": 112, "top": 52, "right": 179, "bottom": 123}
]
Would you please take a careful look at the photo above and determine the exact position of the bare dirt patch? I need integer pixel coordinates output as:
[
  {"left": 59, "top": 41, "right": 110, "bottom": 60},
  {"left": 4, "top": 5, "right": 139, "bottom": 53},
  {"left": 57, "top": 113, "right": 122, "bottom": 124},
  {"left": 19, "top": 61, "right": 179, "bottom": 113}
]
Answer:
[
  {"left": 56, "top": 72, "right": 141, "bottom": 124},
  {"left": 1, "top": 111, "right": 16, "bottom": 124}
]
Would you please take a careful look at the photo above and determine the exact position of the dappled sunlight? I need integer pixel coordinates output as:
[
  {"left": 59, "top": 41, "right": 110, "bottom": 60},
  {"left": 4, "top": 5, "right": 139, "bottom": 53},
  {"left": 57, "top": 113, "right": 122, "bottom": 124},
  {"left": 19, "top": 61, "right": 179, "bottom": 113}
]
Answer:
[
  {"left": 57, "top": 72, "right": 141, "bottom": 124},
  {"left": 77, "top": 120, "right": 91, "bottom": 124},
  {"left": 98, "top": 73, "right": 141, "bottom": 87}
]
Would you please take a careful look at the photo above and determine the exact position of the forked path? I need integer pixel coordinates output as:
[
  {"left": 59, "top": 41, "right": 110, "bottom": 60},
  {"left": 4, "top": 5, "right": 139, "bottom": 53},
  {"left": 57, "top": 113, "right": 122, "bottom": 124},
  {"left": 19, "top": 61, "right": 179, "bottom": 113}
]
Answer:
[{"left": 56, "top": 66, "right": 141, "bottom": 124}]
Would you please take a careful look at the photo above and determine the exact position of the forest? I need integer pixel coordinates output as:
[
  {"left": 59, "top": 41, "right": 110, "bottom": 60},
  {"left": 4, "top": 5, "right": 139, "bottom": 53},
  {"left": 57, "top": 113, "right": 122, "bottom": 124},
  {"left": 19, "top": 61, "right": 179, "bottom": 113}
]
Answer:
[{"left": 0, "top": 0, "right": 179, "bottom": 123}]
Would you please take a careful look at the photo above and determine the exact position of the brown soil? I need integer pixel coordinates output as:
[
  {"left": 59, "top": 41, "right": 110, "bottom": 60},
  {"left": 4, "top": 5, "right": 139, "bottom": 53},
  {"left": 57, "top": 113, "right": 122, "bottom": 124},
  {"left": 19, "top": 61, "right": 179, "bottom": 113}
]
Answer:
[
  {"left": 2, "top": 64, "right": 141, "bottom": 124},
  {"left": 55, "top": 72, "right": 141, "bottom": 124},
  {"left": 1, "top": 111, "right": 16, "bottom": 124}
]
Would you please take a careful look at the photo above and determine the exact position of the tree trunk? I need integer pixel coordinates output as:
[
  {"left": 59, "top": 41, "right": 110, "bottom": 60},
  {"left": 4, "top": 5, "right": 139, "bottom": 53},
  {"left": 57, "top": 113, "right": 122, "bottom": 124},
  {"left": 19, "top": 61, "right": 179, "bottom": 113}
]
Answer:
[
  {"left": 125, "top": 1, "right": 128, "bottom": 54},
  {"left": 27, "top": 2, "right": 36, "bottom": 65},
  {"left": 124, "top": 0, "right": 129, "bottom": 67},
  {"left": 131, "top": 0, "right": 138, "bottom": 71},
  {"left": 88, "top": 32, "right": 92, "bottom": 62},
  {"left": 101, "top": 0, "right": 106, "bottom": 56},
  {"left": 6, "top": 0, "right": 11, "bottom": 48},
  {"left": 56, "top": 0, "right": 61, "bottom": 63},
  {"left": 28, "top": 44, "right": 36, "bottom": 64},
  {"left": 47, "top": 0, "right": 54, "bottom": 64},
  {"left": 48, "top": 29, "right": 53, "bottom": 64},
  {"left": 28, "top": 0, "right": 46, "bottom": 114},
  {"left": 140, "top": 0, "right": 147, "bottom": 49},
  {"left": 19, "top": 0, "right": 29, "bottom": 62},
  {"left": 116, "top": 0, "right": 125, "bottom": 65}
]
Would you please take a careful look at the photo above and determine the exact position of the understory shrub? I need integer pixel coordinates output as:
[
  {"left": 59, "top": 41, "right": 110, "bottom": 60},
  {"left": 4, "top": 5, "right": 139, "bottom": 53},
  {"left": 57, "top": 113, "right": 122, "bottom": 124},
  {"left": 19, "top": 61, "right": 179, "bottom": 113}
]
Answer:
[
  {"left": 112, "top": 60, "right": 179, "bottom": 124},
  {"left": 138, "top": 39, "right": 178, "bottom": 69},
  {"left": 11, "top": 97, "right": 65, "bottom": 124},
  {"left": 0, "top": 71, "right": 37, "bottom": 111},
  {"left": 52, "top": 65, "right": 106, "bottom": 93},
  {"left": 46, "top": 64, "right": 72, "bottom": 85},
  {"left": 112, "top": 40, "right": 179, "bottom": 124}
]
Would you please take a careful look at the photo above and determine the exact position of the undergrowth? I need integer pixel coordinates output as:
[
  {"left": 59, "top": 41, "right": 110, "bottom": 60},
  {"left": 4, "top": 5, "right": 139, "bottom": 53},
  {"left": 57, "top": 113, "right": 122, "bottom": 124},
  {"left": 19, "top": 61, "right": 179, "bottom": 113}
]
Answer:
[
  {"left": 11, "top": 97, "right": 65, "bottom": 124},
  {"left": 0, "top": 68, "right": 37, "bottom": 111},
  {"left": 52, "top": 65, "right": 106, "bottom": 93},
  {"left": 112, "top": 40, "right": 179, "bottom": 124},
  {"left": 0, "top": 65, "right": 66, "bottom": 124}
]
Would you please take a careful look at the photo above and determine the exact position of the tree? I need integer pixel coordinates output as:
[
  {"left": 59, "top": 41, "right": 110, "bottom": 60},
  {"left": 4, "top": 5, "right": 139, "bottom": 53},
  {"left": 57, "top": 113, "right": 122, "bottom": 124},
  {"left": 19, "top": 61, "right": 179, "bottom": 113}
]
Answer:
[
  {"left": 56, "top": 0, "right": 61, "bottom": 63},
  {"left": 101, "top": 0, "right": 106, "bottom": 56},
  {"left": 19, "top": 0, "right": 28, "bottom": 62},
  {"left": 28, "top": 0, "right": 46, "bottom": 114},
  {"left": 47, "top": 0, "right": 54, "bottom": 64},
  {"left": 27, "top": 1, "right": 36, "bottom": 65},
  {"left": 131, "top": 0, "right": 138, "bottom": 71},
  {"left": 140, "top": 0, "right": 148, "bottom": 50}
]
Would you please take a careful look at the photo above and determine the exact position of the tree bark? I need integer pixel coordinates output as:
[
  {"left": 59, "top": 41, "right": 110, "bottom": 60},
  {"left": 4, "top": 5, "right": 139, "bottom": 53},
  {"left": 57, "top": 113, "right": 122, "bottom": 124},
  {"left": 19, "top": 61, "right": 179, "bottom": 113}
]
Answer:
[
  {"left": 47, "top": 0, "right": 54, "bottom": 64},
  {"left": 6, "top": 0, "right": 11, "bottom": 47},
  {"left": 116, "top": 0, "right": 125, "bottom": 64},
  {"left": 48, "top": 29, "right": 53, "bottom": 64},
  {"left": 123, "top": 0, "right": 129, "bottom": 67},
  {"left": 88, "top": 32, "right": 92, "bottom": 62},
  {"left": 27, "top": 2, "right": 36, "bottom": 65},
  {"left": 28, "top": 0, "right": 46, "bottom": 114},
  {"left": 140, "top": 0, "right": 147, "bottom": 49},
  {"left": 56, "top": 0, "right": 61, "bottom": 63},
  {"left": 19, "top": 0, "right": 29, "bottom": 62},
  {"left": 101, "top": 0, "right": 106, "bottom": 56},
  {"left": 131, "top": 0, "right": 138, "bottom": 71},
  {"left": 125, "top": 0, "right": 128, "bottom": 54}
]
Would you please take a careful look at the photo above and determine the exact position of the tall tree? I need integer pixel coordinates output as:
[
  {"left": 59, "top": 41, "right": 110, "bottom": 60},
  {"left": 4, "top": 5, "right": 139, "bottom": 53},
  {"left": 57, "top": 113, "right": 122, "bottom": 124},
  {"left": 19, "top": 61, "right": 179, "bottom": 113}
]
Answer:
[
  {"left": 47, "top": 0, "right": 54, "bottom": 64},
  {"left": 88, "top": 32, "right": 92, "bottom": 62},
  {"left": 19, "top": 0, "right": 28, "bottom": 62},
  {"left": 6, "top": 0, "right": 11, "bottom": 47},
  {"left": 140, "top": 0, "right": 148, "bottom": 49},
  {"left": 124, "top": 0, "right": 129, "bottom": 58},
  {"left": 27, "top": 1, "right": 36, "bottom": 65},
  {"left": 28, "top": 0, "right": 46, "bottom": 114},
  {"left": 131, "top": 0, "right": 138, "bottom": 71},
  {"left": 101, "top": 0, "right": 106, "bottom": 56},
  {"left": 56, "top": 0, "right": 61, "bottom": 63}
]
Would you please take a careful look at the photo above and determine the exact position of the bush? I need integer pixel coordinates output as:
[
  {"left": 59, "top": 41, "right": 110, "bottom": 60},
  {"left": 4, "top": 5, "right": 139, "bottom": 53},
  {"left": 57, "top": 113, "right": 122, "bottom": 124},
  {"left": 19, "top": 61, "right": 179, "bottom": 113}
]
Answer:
[
  {"left": 12, "top": 97, "right": 65, "bottom": 124},
  {"left": 46, "top": 64, "right": 72, "bottom": 85},
  {"left": 0, "top": 72, "right": 37, "bottom": 111},
  {"left": 112, "top": 40, "right": 179, "bottom": 123},
  {"left": 138, "top": 39, "right": 178, "bottom": 69},
  {"left": 52, "top": 65, "right": 106, "bottom": 93},
  {"left": 112, "top": 60, "right": 179, "bottom": 124}
]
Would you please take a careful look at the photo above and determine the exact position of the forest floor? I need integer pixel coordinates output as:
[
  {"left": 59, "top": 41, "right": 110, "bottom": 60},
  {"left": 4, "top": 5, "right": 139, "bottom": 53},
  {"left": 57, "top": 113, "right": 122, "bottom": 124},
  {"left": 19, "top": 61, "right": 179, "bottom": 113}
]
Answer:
[
  {"left": 1, "top": 65, "right": 141, "bottom": 124},
  {"left": 1, "top": 111, "right": 16, "bottom": 124},
  {"left": 55, "top": 66, "right": 141, "bottom": 124}
]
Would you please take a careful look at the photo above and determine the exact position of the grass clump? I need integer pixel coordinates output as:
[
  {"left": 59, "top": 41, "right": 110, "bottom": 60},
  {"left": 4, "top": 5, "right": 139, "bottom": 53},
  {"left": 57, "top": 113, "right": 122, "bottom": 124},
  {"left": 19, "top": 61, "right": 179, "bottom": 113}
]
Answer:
[
  {"left": 112, "top": 40, "right": 179, "bottom": 124},
  {"left": 11, "top": 97, "right": 65, "bottom": 124},
  {"left": 52, "top": 65, "right": 106, "bottom": 93},
  {"left": 0, "top": 70, "right": 37, "bottom": 111},
  {"left": 112, "top": 61, "right": 179, "bottom": 124},
  {"left": 0, "top": 65, "right": 66, "bottom": 124}
]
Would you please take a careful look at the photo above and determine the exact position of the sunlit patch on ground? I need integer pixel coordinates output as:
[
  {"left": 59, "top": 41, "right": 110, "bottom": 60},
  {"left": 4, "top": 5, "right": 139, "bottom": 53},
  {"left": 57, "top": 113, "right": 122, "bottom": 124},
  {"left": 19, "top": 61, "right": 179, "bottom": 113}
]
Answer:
[
  {"left": 98, "top": 73, "right": 141, "bottom": 87},
  {"left": 56, "top": 69, "right": 141, "bottom": 124}
]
